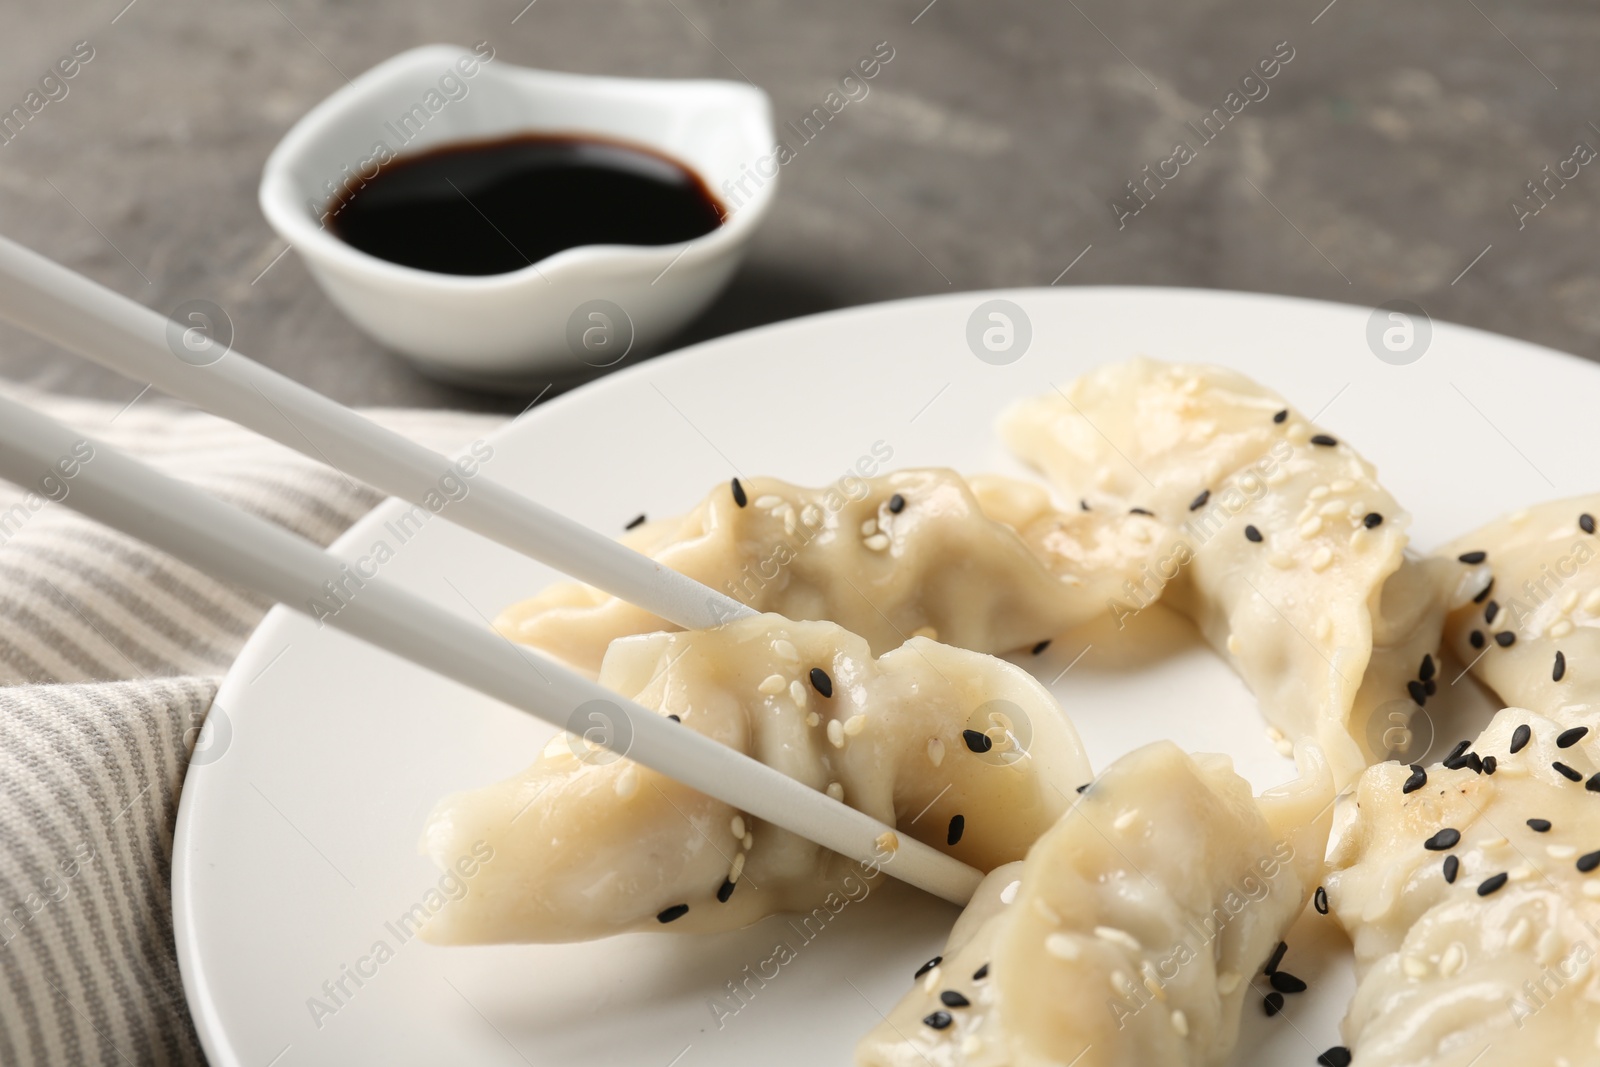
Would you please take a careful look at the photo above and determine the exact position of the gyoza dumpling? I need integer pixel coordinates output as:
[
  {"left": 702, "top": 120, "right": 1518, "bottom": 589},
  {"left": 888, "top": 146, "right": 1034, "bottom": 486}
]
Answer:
[
  {"left": 1325, "top": 708, "right": 1600, "bottom": 1065},
  {"left": 1002, "top": 358, "right": 1475, "bottom": 785},
  {"left": 1440, "top": 494, "right": 1600, "bottom": 722},
  {"left": 856, "top": 741, "right": 1333, "bottom": 1067},
  {"left": 421, "top": 613, "right": 1092, "bottom": 944},
  {"left": 497, "top": 468, "right": 1164, "bottom": 675}
]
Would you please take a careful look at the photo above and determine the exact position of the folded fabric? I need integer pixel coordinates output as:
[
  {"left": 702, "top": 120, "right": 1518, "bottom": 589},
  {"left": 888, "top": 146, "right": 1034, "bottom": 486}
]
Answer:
[{"left": 0, "top": 386, "right": 498, "bottom": 1066}]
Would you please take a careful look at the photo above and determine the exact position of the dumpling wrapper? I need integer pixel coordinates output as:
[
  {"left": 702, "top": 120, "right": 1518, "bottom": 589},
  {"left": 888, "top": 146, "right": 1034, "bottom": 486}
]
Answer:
[
  {"left": 497, "top": 468, "right": 1164, "bottom": 675},
  {"left": 1002, "top": 358, "right": 1475, "bottom": 785},
  {"left": 1441, "top": 493, "right": 1600, "bottom": 722},
  {"left": 421, "top": 614, "right": 1092, "bottom": 944},
  {"left": 856, "top": 740, "right": 1333, "bottom": 1067},
  {"left": 1326, "top": 708, "right": 1600, "bottom": 1065}
]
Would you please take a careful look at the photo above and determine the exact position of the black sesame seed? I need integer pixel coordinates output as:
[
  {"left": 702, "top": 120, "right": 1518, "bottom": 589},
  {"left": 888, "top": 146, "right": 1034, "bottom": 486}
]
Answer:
[
  {"left": 1511, "top": 724, "right": 1532, "bottom": 753},
  {"left": 1583, "top": 513, "right": 1597, "bottom": 535},
  {"left": 947, "top": 814, "right": 965, "bottom": 847},
  {"left": 1458, "top": 550, "right": 1488, "bottom": 565},
  {"left": 1403, "top": 765, "right": 1427, "bottom": 794},
  {"left": 888, "top": 493, "right": 906, "bottom": 514},
  {"left": 1264, "top": 940, "right": 1288, "bottom": 975},
  {"left": 1245, "top": 525, "right": 1264, "bottom": 543},
  {"left": 1318, "top": 1047, "right": 1353, "bottom": 1067},
  {"left": 939, "top": 990, "right": 970, "bottom": 1008},
  {"left": 1579, "top": 851, "right": 1600, "bottom": 873},
  {"left": 1558, "top": 726, "right": 1588, "bottom": 748},
  {"left": 1443, "top": 855, "right": 1459, "bottom": 883},
  {"left": 1190, "top": 489, "right": 1211, "bottom": 511},
  {"left": 1587, "top": 773, "right": 1600, "bottom": 793},
  {"left": 1263, "top": 991, "right": 1285, "bottom": 1016},
  {"left": 667, "top": 714, "right": 681, "bottom": 723},
  {"left": 1310, "top": 434, "right": 1338, "bottom": 447},
  {"left": 1363, "top": 512, "right": 1384, "bottom": 528},
  {"left": 962, "top": 729, "right": 993, "bottom": 754},
  {"left": 914, "top": 956, "right": 942, "bottom": 979},
  {"left": 657, "top": 903, "right": 690, "bottom": 923},
  {"left": 1425, "top": 828, "right": 1461, "bottom": 851},
  {"left": 1314, "top": 886, "right": 1329, "bottom": 915},
  {"left": 1555, "top": 761, "right": 1583, "bottom": 782},
  {"left": 1269, "top": 971, "right": 1306, "bottom": 994},
  {"left": 1485, "top": 601, "right": 1499, "bottom": 624},
  {"left": 717, "top": 878, "right": 736, "bottom": 903},
  {"left": 1477, "top": 872, "right": 1509, "bottom": 897},
  {"left": 1470, "top": 630, "right": 1486, "bottom": 649},
  {"left": 1555, "top": 651, "right": 1568, "bottom": 683},
  {"left": 809, "top": 667, "right": 833, "bottom": 697},
  {"left": 1079, "top": 499, "right": 1090, "bottom": 512},
  {"left": 1419, "top": 654, "right": 1436, "bottom": 682},
  {"left": 1425, "top": 678, "right": 1437, "bottom": 697},
  {"left": 1495, "top": 631, "right": 1516, "bottom": 647},
  {"left": 1467, "top": 752, "right": 1484, "bottom": 774},
  {"left": 1273, "top": 409, "right": 1289, "bottom": 424},
  {"left": 1473, "top": 578, "right": 1494, "bottom": 604},
  {"left": 1484, "top": 756, "right": 1498, "bottom": 775},
  {"left": 1445, "top": 739, "right": 1472, "bottom": 763},
  {"left": 1528, "top": 818, "right": 1553, "bottom": 833},
  {"left": 1407, "top": 680, "right": 1428, "bottom": 705},
  {"left": 1031, "top": 639, "right": 1051, "bottom": 655},
  {"left": 731, "top": 479, "right": 747, "bottom": 507},
  {"left": 625, "top": 513, "right": 647, "bottom": 530},
  {"left": 1130, "top": 506, "right": 1154, "bottom": 516},
  {"left": 972, "top": 963, "right": 989, "bottom": 981},
  {"left": 922, "top": 1010, "right": 953, "bottom": 1031},
  {"left": 1076, "top": 782, "right": 1091, "bottom": 794}
]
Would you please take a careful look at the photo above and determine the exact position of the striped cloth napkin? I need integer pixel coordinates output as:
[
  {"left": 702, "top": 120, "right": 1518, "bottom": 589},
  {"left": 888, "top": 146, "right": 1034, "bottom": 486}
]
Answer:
[{"left": 0, "top": 387, "right": 500, "bottom": 1066}]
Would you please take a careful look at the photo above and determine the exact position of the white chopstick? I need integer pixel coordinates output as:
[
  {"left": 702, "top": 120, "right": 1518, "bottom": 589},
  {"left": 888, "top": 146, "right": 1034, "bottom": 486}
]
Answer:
[
  {"left": 0, "top": 392, "right": 982, "bottom": 905},
  {"left": 0, "top": 235, "right": 751, "bottom": 633}
]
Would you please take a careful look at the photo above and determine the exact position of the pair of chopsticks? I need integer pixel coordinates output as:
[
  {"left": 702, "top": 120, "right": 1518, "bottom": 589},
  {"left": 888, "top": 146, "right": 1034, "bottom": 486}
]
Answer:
[{"left": 0, "top": 235, "right": 983, "bottom": 905}]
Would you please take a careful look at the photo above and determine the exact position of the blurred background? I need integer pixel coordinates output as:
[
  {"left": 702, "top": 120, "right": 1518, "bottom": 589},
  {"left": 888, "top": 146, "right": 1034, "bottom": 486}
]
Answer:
[{"left": 0, "top": 0, "right": 1593, "bottom": 413}]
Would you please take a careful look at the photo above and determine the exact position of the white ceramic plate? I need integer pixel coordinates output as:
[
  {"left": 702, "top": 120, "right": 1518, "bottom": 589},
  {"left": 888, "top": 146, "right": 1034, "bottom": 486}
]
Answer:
[{"left": 174, "top": 287, "right": 1589, "bottom": 1067}]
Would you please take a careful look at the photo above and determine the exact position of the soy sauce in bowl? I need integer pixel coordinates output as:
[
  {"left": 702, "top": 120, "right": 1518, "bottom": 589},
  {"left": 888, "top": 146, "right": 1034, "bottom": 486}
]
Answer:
[{"left": 326, "top": 134, "right": 725, "bottom": 276}]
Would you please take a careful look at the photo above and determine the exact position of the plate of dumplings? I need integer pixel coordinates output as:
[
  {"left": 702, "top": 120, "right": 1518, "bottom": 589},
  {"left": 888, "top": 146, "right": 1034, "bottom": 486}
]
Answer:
[{"left": 175, "top": 286, "right": 1600, "bottom": 1067}]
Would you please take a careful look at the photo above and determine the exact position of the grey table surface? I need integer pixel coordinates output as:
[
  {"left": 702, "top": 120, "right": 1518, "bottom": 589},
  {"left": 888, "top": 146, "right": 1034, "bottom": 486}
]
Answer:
[{"left": 0, "top": 0, "right": 1595, "bottom": 414}]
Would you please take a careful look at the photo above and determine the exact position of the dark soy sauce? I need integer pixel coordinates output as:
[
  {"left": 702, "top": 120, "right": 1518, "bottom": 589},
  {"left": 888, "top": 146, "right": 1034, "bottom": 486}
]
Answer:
[{"left": 327, "top": 134, "right": 725, "bottom": 276}]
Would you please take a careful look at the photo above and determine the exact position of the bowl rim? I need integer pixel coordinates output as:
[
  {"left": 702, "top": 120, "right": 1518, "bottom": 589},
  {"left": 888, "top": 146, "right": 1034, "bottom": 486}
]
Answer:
[{"left": 258, "top": 44, "right": 777, "bottom": 292}]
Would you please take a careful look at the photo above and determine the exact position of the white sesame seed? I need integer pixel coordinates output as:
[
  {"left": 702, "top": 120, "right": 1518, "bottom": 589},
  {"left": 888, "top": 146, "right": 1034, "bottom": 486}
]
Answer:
[
  {"left": 875, "top": 831, "right": 899, "bottom": 853},
  {"left": 1319, "top": 499, "right": 1346, "bottom": 517},
  {"left": 1562, "top": 589, "right": 1580, "bottom": 613},
  {"left": 1113, "top": 809, "right": 1140, "bottom": 832},
  {"left": 1481, "top": 836, "right": 1508, "bottom": 850},
  {"left": 1549, "top": 844, "right": 1578, "bottom": 859},
  {"left": 743, "top": 831, "right": 754, "bottom": 850},
  {"left": 1311, "top": 546, "right": 1334, "bottom": 572},
  {"left": 1508, "top": 917, "right": 1532, "bottom": 950},
  {"left": 1299, "top": 516, "right": 1324, "bottom": 539},
  {"left": 1141, "top": 961, "right": 1165, "bottom": 999},
  {"left": 731, "top": 815, "right": 746, "bottom": 839},
  {"left": 1226, "top": 633, "right": 1241, "bottom": 656},
  {"left": 729, "top": 851, "right": 745, "bottom": 882},
  {"left": 1269, "top": 552, "right": 1294, "bottom": 569},
  {"left": 1170, "top": 1010, "right": 1189, "bottom": 1037},
  {"left": 1584, "top": 589, "right": 1600, "bottom": 615},
  {"left": 1438, "top": 943, "right": 1466, "bottom": 978},
  {"left": 843, "top": 714, "right": 867, "bottom": 737},
  {"left": 773, "top": 639, "right": 800, "bottom": 662},
  {"left": 758, "top": 674, "right": 787, "bottom": 695},
  {"left": 826, "top": 719, "right": 844, "bottom": 747},
  {"left": 1347, "top": 500, "right": 1367, "bottom": 518},
  {"left": 783, "top": 509, "right": 797, "bottom": 535},
  {"left": 1308, "top": 485, "right": 1329, "bottom": 500},
  {"left": 1110, "top": 970, "right": 1137, "bottom": 997},
  {"left": 1288, "top": 423, "right": 1311, "bottom": 443},
  {"left": 911, "top": 625, "right": 939, "bottom": 640},
  {"left": 826, "top": 782, "right": 844, "bottom": 802},
  {"left": 864, "top": 533, "right": 891, "bottom": 551},
  {"left": 961, "top": 1035, "right": 983, "bottom": 1056},
  {"left": 1551, "top": 620, "right": 1575, "bottom": 639},
  {"left": 754, "top": 494, "right": 783, "bottom": 509},
  {"left": 1274, "top": 737, "right": 1295, "bottom": 758},
  {"left": 1265, "top": 725, "right": 1285, "bottom": 743},
  {"left": 1510, "top": 865, "right": 1534, "bottom": 882},
  {"left": 999, "top": 880, "right": 1021, "bottom": 904},
  {"left": 1094, "top": 926, "right": 1142, "bottom": 952},
  {"left": 1538, "top": 929, "right": 1564, "bottom": 965},
  {"left": 801, "top": 504, "right": 821, "bottom": 528},
  {"left": 927, "top": 737, "right": 945, "bottom": 767},
  {"left": 615, "top": 766, "right": 639, "bottom": 799},
  {"left": 805, "top": 712, "right": 820, "bottom": 728},
  {"left": 1032, "top": 899, "right": 1062, "bottom": 925},
  {"left": 1217, "top": 971, "right": 1240, "bottom": 995},
  {"left": 1585, "top": 881, "right": 1600, "bottom": 899},
  {"left": 1508, "top": 508, "right": 1529, "bottom": 524},
  {"left": 1331, "top": 479, "right": 1355, "bottom": 493},
  {"left": 860, "top": 518, "right": 877, "bottom": 536},
  {"left": 790, "top": 680, "right": 808, "bottom": 707},
  {"left": 1044, "top": 933, "right": 1079, "bottom": 960},
  {"left": 922, "top": 967, "right": 942, "bottom": 991},
  {"left": 1402, "top": 955, "right": 1429, "bottom": 978}
]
